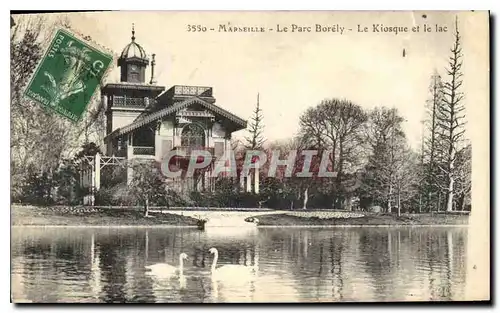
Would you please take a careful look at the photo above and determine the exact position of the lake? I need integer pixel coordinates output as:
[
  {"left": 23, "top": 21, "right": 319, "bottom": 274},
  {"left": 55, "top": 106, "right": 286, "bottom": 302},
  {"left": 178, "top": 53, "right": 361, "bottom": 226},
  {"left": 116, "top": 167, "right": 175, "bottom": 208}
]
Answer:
[{"left": 11, "top": 226, "right": 468, "bottom": 303}]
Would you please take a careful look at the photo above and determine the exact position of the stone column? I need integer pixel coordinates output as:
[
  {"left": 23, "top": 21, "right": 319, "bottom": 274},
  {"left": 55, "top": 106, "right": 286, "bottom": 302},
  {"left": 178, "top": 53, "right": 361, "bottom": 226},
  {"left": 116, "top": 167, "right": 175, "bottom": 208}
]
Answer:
[
  {"left": 94, "top": 153, "right": 101, "bottom": 191},
  {"left": 246, "top": 171, "right": 252, "bottom": 193},
  {"left": 155, "top": 121, "right": 161, "bottom": 161},
  {"left": 206, "top": 127, "right": 212, "bottom": 149},
  {"left": 102, "top": 94, "right": 108, "bottom": 110},
  {"left": 204, "top": 167, "right": 210, "bottom": 192},
  {"left": 239, "top": 173, "right": 245, "bottom": 190},
  {"left": 90, "top": 164, "right": 95, "bottom": 206},
  {"left": 127, "top": 144, "right": 133, "bottom": 159},
  {"left": 254, "top": 164, "right": 259, "bottom": 194},
  {"left": 127, "top": 144, "right": 133, "bottom": 184}
]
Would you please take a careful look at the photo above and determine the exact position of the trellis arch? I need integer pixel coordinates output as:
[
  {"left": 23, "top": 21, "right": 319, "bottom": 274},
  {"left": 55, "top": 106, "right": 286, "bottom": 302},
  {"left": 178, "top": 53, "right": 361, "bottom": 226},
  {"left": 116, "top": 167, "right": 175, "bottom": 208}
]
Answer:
[{"left": 78, "top": 153, "right": 127, "bottom": 205}]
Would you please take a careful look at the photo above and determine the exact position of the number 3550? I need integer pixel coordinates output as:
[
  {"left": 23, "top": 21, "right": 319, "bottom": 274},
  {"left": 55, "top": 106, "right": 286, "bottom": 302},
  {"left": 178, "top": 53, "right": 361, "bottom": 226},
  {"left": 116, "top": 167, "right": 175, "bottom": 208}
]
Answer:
[{"left": 187, "top": 25, "right": 207, "bottom": 32}]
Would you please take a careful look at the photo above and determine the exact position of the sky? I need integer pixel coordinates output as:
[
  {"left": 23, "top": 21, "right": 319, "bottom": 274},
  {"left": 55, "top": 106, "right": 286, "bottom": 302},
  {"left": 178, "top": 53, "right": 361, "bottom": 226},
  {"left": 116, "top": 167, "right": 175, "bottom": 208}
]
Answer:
[{"left": 31, "top": 11, "right": 489, "bottom": 149}]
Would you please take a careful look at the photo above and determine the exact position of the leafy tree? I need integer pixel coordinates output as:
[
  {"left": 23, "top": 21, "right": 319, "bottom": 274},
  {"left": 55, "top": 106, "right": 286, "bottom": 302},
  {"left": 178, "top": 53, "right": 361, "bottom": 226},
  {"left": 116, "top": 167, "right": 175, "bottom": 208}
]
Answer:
[
  {"left": 262, "top": 137, "right": 338, "bottom": 210},
  {"left": 393, "top": 147, "right": 420, "bottom": 215},
  {"left": 52, "top": 159, "right": 81, "bottom": 204},
  {"left": 211, "top": 177, "right": 238, "bottom": 206},
  {"left": 300, "top": 99, "right": 367, "bottom": 209},
  {"left": 10, "top": 16, "right": 110, "bottom": 200},
  {"left": 128, "top": 160, "right": 169, "bottom": 216},
  {"left": 21, "top": 169, "right": 53, "bottom": 205},
  {"left": 361, "top": 107, "right": 418, "bottom": 214},
  {"left": 74, "top": 142, "right": 102, "bottom": 161}
]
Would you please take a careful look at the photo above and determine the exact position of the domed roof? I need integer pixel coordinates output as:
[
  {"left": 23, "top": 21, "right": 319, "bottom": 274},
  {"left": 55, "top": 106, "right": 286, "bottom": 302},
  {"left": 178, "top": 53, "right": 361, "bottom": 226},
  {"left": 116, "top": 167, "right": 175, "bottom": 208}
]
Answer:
[
  {"left": 121, "top": 41, "right": 147, "bottom": 59},
  {"left": 119, "top": 24, "right": 148, "bottom": 60}
]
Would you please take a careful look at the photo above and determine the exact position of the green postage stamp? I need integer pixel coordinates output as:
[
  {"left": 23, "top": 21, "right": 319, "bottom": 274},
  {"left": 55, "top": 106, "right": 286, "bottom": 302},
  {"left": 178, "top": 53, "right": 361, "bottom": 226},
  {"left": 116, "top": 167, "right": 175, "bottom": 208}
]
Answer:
[{"left": 24, "top": 29, "right": 113, "bottom": 122}]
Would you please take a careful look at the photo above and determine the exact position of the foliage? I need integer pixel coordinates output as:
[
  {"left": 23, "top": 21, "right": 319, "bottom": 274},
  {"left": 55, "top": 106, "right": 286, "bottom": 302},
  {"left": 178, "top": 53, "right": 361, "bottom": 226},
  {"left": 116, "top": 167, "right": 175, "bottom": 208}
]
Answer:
[
  {"left": 94, "top": 187, "right": 117, "bottom": 206},
  {"left": 19, "top": 169, "right": 53, "bottom": 205},
  {"left": 128, "top": 160, "right": 170, "bottom": 215},
  {"left": 454, "top": 144, "right": 472, "bottom": 211},
  {"left": 299, "top": 99, "right": 368, "bottom": 209},
  {"left": 74, "top": 142, "right": 102, "bottom": 161},
  {"left": 10, "top": 15, "right": 108, "bottom": 202},
  {"left": 360, "top": 107, "right": 419, "bottom": 215},
  {"left": 52, "top": 159, "right": 82, "bottom": 204},
  {"left": 16, "top": 159, "right": 82, "bottom": 205}
]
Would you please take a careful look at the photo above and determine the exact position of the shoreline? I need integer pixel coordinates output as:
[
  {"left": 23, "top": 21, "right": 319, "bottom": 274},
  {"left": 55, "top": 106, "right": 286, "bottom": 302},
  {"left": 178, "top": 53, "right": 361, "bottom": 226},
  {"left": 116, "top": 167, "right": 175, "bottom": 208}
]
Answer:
[
  {"left": 249, "top": 213, "right": 469, "bottom": 227},
  {"left": 11, "top": 205, "right": 469, "bottom": 227},
  {"left": 12, "top": 224, "right": 469, "bottom": 229},
  {"left": 11, "top": 225, "right": 198, "bottom": 229},
  {"left": 11, "top": 205, "right": 200, "bottom": 227},
  {"left": 256, "top": 224, "right": 469, "bottom": 228}
]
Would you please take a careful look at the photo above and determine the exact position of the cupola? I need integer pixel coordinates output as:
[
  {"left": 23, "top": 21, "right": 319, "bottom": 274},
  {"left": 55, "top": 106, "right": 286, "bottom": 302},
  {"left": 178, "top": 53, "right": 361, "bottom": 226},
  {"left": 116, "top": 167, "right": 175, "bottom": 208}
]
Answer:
[{"left": 117, "top": 24, "right": 149, "bottom": 83}]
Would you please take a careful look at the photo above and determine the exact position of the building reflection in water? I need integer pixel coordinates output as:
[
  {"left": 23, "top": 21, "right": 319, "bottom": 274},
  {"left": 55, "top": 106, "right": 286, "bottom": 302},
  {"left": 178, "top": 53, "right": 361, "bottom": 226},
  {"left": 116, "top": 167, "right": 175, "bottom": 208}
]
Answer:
[{"left": 11, "top": 226, "right": 467, "bottom": 303}]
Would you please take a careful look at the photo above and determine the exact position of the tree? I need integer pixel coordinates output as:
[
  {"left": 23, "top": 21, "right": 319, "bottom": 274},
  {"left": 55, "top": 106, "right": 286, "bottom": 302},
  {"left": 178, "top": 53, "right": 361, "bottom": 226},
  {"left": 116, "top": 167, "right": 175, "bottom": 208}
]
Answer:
[
  {"left": 129, "top": 160, "right": 169, "bottom": 217},
  {"left": 11, "top": 16, "right": 110, "bottom": 200},
  {"left": 74, "top": 142, "right": 102, "bottom": 160},
  {"left": 435, "top": 17, "right": 467, "bottom": 212},
  {"left": 242, "top": 93, "right": 266, "bottom": 194},
  {"left": 264, "top": 137, "right": 320, "bottom": 210},
  {"left": 300, "top": 99, "right": 368, "bottom": 209},
  {"left": 52, "top": 159, "right": 81, "bottom": 204},
  {"left": 422, "top": 70, "right": 445, "bottom": 212},
  {"left": 244, "top": 93, "right": 265, "bottom": 150},
  {"left": 393, "top": 147, "right": 420, "bottom": 216},
  {"left": 454, "top": 143, "right": 471, "bottom": 211},
  {"left": 361, "top": 107, "right": 418, "bottom": 214}
]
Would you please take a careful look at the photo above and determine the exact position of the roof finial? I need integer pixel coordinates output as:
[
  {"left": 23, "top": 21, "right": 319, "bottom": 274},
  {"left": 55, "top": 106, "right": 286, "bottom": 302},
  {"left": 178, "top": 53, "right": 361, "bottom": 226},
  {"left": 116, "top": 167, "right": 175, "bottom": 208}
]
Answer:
[
  {"left": 150, "top": 53, "right": 157, "bottom": 85},
  {"left": 131, "top": 23, "right": 136, "bottom": 42}
]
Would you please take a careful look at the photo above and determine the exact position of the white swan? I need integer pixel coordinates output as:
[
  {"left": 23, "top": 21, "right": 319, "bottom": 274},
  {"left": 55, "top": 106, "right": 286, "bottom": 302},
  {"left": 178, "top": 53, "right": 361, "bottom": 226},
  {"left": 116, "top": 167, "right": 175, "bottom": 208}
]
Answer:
[
  {"left": 145, "top": 252, "right": 188, "bottom": 278},
  {"left": 209, "top": 247, "right": 256, "bottom": 280}
]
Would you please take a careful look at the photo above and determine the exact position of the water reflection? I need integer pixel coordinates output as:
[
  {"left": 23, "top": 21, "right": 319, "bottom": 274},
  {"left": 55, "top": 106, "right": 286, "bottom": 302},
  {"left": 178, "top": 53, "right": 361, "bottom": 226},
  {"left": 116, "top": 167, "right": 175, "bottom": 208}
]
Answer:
[{"left": 11, "top": 226, "right": 467, "bottom": 303}]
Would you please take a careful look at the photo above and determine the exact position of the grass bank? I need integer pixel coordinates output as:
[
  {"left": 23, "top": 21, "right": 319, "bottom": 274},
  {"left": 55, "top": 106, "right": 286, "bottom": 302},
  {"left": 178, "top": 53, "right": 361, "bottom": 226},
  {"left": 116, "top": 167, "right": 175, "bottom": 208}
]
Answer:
[
  {"left": 250, "top": 212, "right": 469, "bottom": 226},
  {"left": 11, "top": 205, "right": 200, "bottom": 227}
]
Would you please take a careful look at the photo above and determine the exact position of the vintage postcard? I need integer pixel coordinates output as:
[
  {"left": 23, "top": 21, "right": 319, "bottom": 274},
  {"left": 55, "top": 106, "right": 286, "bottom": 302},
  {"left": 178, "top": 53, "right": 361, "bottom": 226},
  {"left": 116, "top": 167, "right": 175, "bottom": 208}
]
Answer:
[{"left": 10, "top": 11, "right": 490, "bottom": 303}]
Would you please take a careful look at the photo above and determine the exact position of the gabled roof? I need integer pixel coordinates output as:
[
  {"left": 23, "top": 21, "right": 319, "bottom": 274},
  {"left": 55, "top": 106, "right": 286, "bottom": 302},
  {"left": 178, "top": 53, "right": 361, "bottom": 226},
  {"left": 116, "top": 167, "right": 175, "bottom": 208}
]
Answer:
[{"left": 109, "top": 97, "right": 247, "bottom": 138}]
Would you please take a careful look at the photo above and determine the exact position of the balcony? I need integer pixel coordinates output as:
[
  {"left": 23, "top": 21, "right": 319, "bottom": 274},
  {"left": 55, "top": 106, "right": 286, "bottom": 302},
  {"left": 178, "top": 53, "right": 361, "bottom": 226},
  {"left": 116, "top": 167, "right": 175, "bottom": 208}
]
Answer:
[
  {"left": 113, "top": 96, "right": 146, "bottom": 107},
  {"left": 133, "top": 146, "right": 155, "bottom": 156},
  {"left": 172, "top": 85, "right": 212, "bottom": 97}
]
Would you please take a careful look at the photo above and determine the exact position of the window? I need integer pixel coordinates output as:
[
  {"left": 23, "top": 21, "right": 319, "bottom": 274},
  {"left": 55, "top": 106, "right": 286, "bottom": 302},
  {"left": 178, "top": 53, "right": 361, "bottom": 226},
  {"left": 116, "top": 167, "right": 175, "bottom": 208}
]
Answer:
[
  {"left": 129, "top": 72, "right": 139, "bottom": 82},
  {"left": 181, "top": 124, "right": 205, "bottom": 148}
]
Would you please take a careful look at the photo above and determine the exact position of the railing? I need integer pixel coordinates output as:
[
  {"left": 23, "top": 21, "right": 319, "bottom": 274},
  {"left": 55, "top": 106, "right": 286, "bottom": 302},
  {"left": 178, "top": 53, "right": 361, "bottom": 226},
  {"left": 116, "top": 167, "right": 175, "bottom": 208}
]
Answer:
[
  {"left": 172, "top": 146, "right": 215, "bottom": 157},
  {"left": 173, "top": 85, "right": 212, "bottom": 97},
  {"left": 113, "top": 96, "right": 146, "bottom": 107},
  {"left": 133, "top": 146, "right": 155, "bottom": 155}
]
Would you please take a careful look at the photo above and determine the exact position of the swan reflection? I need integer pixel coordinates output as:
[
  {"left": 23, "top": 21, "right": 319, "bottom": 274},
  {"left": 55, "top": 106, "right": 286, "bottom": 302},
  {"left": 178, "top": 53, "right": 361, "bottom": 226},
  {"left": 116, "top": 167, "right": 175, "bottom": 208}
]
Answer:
[{"left": 11, "top": 227, "right": 467, "bottom": 303}]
